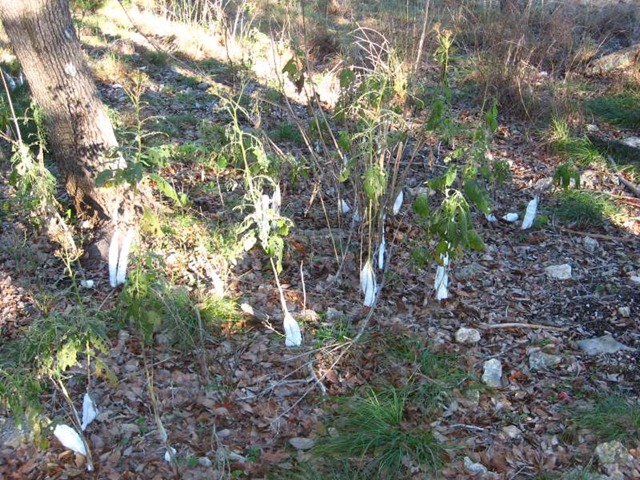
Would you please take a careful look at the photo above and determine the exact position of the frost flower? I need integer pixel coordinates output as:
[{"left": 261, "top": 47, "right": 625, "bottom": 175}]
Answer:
[
  {"left": 378, "top": 237, "right": 386, "bottom": 271},
  {"left": 81, "top": 393, "right": 98, "bottom": 431},
  {"left": 109, "top": 227, "right": 135, "bottom": 288},
  {"left": 360, "top": 260, "right": 377, "bottom": 307},
  {"left": 272, "top": 184, "right": 282, "bottom": 215},
  {"left": 283, "top": 311, "right": 302, "bottom": 347},
  {"left": 54, "top": 424, "right": 87, "bottom": 456},
  {"left": 434, "top": 252, "right": 449, "bottom": 301},
  {"left": 521, "top": 196, "right": 539, "bottom": 230},
  {"left": 392, "top": 190, "right": 404, "bottom": 215}
]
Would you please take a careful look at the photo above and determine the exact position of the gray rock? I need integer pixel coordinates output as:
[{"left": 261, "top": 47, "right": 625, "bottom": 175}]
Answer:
[
  {"left": 326, "top": 307, "right": 344, "bottom": 321},
  {"left": 482, "top": 359, "right": 502, "bottom": 388},
  {"left": 577, "top": 335, "right": 635, "bottom": 355},
  {"left": 545, "top": 264, "right": 572, "bottom": 280},
  {"left": 463, "top": 456, "right": 488, "bottom": 475},
  {"left": 529, "top": 351, "right": 562, "bottom": 370},
  {"left": 621, "top": 136, "right": 640, "bottom": 149},
  {"left": 583, "top": 236, "right": 599, "bottom": 253},
  {"left": 618, "top": 306, "right": 631, "bottom": 318},
  {"left": 289, "top": 437, "right": 315, "bottom": 450},
  {"left": 198, "top": 456, "right": 213, "bottom": 467},
  {"left": 457, "top": 262, "right": 486, "bottom": 280},
  {"left": 595, "top": 440, "right": 633, "bottom": 465},
  {"left": 455, "top": 327, "right": 481, "bottom": 344},
  {"left": 502, "top": 425, "right": 522, "bottom": 439}
]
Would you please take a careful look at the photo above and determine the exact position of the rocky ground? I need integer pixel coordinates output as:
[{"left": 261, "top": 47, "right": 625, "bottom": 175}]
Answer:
[{"left": 1, "top": 3, "right": 640, "bottom": 479}]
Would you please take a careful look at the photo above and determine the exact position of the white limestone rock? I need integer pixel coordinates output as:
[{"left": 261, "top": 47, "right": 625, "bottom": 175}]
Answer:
[
  {"left": 482, "top": 359, "right": 502, "bottom": 388},
  {"left": 455, "top": 327, "right": 481, "bottom": 344},
  {"left": 545, "top": 264, "right": 572, "bottom": 280}
]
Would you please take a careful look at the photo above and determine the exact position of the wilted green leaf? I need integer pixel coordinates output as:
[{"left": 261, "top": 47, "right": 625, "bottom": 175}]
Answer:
[
  {"left": 426, "top": 98, "right": 444, "bottom": 131},
  {"left": 363, "top": 167, "right": 387, "bottom": 201},
  {"left": 413, "top": 193, "right": 430, "bottom": 217},
  {"left": 282, "top": 58, "right": 299, "bottom": 77},
  {"left": 463, "top": 179, "right": 491, "bottom": 214},
  {"left": 339, "top": 69, "right": 356, "bottom": 89}
]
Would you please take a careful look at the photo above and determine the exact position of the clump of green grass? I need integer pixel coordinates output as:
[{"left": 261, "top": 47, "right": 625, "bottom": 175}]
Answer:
[
  {"left": 415, "top": 348, "right": 470, "bottom": 411},
  {"left": 547, "top": 118, "right": 604, "bottom": 166},
  {"left": 585, "top": 93, "right": 640, "bottom": 129},
  {"left": 199, "top": 296, "right": 244, "bottom": 334},
  {"left": 268, "top": 122, "right": 304, "bottom": 145},
  {"left": 272, "top": 460, "right": 370, "bottom": 480},
  {"left": 315, "top": 387, "right": 444, "bottom": 478},
  {"left": 553, "top": 190, "right": 616, "bottom": 227},
  {"left": 569, "top": 393, "right": 640, "bottom": 444}
]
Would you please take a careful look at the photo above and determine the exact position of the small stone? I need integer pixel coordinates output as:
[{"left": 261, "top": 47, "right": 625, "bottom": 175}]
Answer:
[
  {"left": 503, "top": 213, "right": 519, "bottom": 222},
  {"left": 166, "top": 252, "right": 179, "bottom": 266},
  {"left": 583, "top": 236, "right": 599, "bottom": 253},
  {"left": 595, "top": 440, "right": 633, "bottom": 465},
  {"left": 529, "top": 351, "right": 562, "bottom": 370},
  {"left": 298, "top": 309, "right": 319, "bottom": 322},
  {"left": 534, "top": 177, "right": 554, "bottom": 191},
  {"left": 457, "top": 262, "right": 486, "bottom": 280},
  {"left": 577, "top": 335, "right": 635, "bottom": 356},
  {"left": 455, "top": 327, "right": 481, "bottom": 344},
  {"left": 288, "top": 437, "right": 315, "bottom": 450},
  {"left": 502, "top": 425, "right": 522, "bottom": 439},
  {"left": 463, "top": 456, "right": 488, "bottom": 475},
  {"left": 630, "top": 276, "right": 640, "bottom": 284},
  {"left": 618, "top": 306, "right": 631, "bottom": 318},
  {"left": 545, "top": 264, "right": 572, "bottom": 280},
  {"left": 482, "top": 358, "right": 502, "bottom": 388},
  {"left": 197, "top": 82, "right": 209, "bottom": 90},
  {"left": 326, "top": 307, "right": 344, "bottom": 321},
  {"left": 198, "top": 457, "right": 213, "bottom": 467}
]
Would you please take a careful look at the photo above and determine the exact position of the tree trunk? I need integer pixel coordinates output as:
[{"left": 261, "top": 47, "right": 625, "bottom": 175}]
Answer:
[{"left": 0, "top": 0, "right": 139, "bottom": 268}]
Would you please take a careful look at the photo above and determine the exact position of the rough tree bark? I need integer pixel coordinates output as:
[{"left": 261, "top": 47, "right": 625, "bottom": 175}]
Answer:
[{"left": 0, "top": 0, "right": 139, "bottom": 270}]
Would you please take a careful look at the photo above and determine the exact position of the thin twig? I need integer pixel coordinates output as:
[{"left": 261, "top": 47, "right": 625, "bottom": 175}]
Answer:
[
  {"left": 479, "top": 322, "right": 568, "bottom": 332},
  {"left": 556, "top": 226, "right": 635, "bottom": 243}
]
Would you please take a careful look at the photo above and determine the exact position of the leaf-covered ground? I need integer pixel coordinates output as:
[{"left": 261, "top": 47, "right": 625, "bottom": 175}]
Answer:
[{"left": 1, "top": 2, "right": 640, "bottom": 479}]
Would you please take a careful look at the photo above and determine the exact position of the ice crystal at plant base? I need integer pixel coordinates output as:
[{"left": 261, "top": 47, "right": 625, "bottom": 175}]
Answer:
[
  {"left": 283, "top": 312, "right": 302, "bottom": 347},
  {"left": 360, "top": 260, "right": 377, "bottom": 307}
]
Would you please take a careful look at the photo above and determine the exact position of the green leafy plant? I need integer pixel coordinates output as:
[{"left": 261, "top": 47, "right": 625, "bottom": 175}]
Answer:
[
  {"left": 0, "top": 310, "right": 111, "bottom": 446},
  {"left": 553, "top": 163, "right": 581, "bottom": 190},
  {"left": 96, "top": 74, "right": 188, "bottom": 207}
]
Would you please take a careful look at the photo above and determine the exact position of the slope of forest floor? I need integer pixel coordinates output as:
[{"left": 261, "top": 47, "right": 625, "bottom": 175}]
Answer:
[{"left": 1, "top": 2, "right": 640, "bottom": 479}]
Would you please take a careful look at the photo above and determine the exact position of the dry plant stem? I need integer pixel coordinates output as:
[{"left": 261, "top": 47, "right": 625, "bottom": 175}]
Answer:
[
  {"left": 144, "top": 354, "right": 180, "bottom": 479},
  {"left": 0, "top": 68, "right": 23, "bottom": 144},
  {"left": 299, "top": 261, "right": 307, "bottom": 309},
  {"left": 270, "top": 257, "right": 290, "bottom": 315},
  {"left": 479, "top": 322, "right": 568, "bottom": 332},
  {"left": 556, "top": 226, "right": 635, "bottom": 243},
  {"left": 413, "top": 0, "right": 432, "bottom": 76},
  {"left": 51, "top": 375, "right": 94, "bottom": 471},
  {"left": 193, "top": 306, "right": 210, "bottom": 380},
  {"left": 608, "top": 155, "right": 640, "bottom": 198}
]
